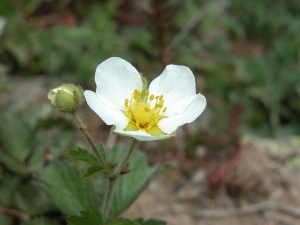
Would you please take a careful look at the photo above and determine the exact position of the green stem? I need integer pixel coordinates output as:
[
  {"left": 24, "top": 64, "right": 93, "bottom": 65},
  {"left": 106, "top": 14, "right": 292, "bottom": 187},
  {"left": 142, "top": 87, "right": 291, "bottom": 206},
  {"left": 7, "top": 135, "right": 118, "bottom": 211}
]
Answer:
[
  {"left": 102, "top": 139, "right": 138, "bottom": 224},
  {"left": 114, "top": 139, "right": 138, "bottom": 177},
  {"left": 72, "top": 111, "right": 108, "bottom": 169},
  {"left": 102, "top": 177, "right": 118, "bottom": 224}
]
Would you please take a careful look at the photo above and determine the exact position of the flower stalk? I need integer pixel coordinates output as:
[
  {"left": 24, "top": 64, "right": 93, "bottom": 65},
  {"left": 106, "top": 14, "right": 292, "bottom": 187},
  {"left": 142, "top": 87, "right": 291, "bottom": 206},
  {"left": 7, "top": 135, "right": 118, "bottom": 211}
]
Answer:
[
  {"left": 113, "top": 139, "right": 138, "bottom": 177},
  {"left": 102, "top": 176, "right": 118, "bottom": 224},
  {"left": 72, "top": 110, "right": 108, "bottom": 170},
  {"left": 102, "top": 138, "right": 138, "bottom": 224}
]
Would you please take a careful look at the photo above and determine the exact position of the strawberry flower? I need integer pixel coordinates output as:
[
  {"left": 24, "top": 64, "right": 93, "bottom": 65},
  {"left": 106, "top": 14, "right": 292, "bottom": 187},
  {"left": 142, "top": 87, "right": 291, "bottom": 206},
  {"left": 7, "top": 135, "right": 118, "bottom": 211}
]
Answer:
[{"left": 84, "top": 57, "right": 206, "bottom": 141}]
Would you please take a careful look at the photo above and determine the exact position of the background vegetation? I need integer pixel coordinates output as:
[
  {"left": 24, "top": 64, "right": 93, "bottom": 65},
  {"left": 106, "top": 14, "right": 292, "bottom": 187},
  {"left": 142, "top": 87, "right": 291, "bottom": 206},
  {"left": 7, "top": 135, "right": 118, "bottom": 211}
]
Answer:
[{"left": 0, "top": 0, "right": 300, "bottom": 224}]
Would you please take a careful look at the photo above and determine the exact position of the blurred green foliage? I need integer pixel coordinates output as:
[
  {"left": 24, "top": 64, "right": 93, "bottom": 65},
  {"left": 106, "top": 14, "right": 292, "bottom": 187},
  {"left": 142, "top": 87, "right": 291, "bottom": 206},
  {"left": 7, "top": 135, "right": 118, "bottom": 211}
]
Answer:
[{"left": 1, "top": 0, "right": 299, "bottom": 137}]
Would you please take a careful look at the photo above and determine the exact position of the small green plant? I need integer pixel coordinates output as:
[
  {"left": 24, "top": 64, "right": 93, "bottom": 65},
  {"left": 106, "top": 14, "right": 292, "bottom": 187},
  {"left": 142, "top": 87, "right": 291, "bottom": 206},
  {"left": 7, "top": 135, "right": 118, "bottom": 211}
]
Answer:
[{"left": 45, "top": 58, "right": 206, "bottom": 224}]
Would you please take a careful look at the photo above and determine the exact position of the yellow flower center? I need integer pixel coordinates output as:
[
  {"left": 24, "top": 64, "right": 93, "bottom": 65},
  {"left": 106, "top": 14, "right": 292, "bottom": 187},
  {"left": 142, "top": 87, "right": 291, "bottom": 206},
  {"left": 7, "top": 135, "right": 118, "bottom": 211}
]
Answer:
[{"left": 123, "top": 89, "right": 167, "bottom": 131}]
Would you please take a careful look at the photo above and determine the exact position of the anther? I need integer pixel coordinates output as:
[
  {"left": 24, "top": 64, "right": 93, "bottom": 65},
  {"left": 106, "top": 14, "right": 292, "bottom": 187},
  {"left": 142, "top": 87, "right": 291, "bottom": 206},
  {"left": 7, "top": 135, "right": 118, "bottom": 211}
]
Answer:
[
  {"left": 124, "top": 99, "right": 129, "bottom": 107},
  {"left": 149, "top": 94, "right": 154, "bottom": 101},
  {"left": 163, "top": 107, "right": 167, "bottom": 112}
]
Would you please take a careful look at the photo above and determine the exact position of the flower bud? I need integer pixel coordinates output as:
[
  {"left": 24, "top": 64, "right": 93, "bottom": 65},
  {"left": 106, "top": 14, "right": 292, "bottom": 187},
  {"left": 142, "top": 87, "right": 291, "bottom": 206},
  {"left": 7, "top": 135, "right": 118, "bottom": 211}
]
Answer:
[{"left": 48, "top": 83, "right": 85, "bottom": 113}]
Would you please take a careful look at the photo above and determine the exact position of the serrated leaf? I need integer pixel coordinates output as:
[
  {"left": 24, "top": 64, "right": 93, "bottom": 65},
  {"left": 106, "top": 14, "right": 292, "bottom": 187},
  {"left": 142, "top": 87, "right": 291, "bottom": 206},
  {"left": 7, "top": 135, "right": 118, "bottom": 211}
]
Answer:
[
  {"left": 0, "top": 113, "right": 32, "bottom": 161},
  {"left": 64, "top": 148, "right": 100, "bottom": 165},
  {"left": 39, "top": 163, "right": 97, "bottom": 215},
  {"left": 81, "top": 165, "right": 106, "bottom": 180},
  {"left": 66, "top": 207, "right": 103, "bottom": 225},
  {"left": 107, "top": 218, "right": 139, "bottom": 225}
]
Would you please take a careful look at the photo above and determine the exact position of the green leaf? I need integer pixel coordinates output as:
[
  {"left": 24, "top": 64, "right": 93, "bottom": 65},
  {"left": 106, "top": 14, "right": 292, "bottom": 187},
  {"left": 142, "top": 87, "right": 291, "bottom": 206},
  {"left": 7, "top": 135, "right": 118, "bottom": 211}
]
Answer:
[
  {"left": 81, "top": 165, "right": 106, "bottom": 180},
  {"left": 64, "top": 148, "right": 100, "bottom": 165},
  {"left": 26, "top": 147, "right": 45, "bottom": 172},
  {"left": 107, "top": 218, "right": 139, "bottom": 225},
  {"left": 0, "top": 113, "right": 32, "bottom": 161},
  {"left": 23, "top": 218, "right": 59, "bottom": 225},
  {"left": 106, "top": 145, "right": 165, "bottom": 217},
  {"left": 0, "top": 153, "right": 28, "bottom": 174},
  {"left": 66, "top": 207, "right": 103, "bottom": 225},
  {"left": 15, "top": 183, "right": 53, "bottom": 215},
  {"left": 39, "top": 163, "right": 97, "bottom": 215}
]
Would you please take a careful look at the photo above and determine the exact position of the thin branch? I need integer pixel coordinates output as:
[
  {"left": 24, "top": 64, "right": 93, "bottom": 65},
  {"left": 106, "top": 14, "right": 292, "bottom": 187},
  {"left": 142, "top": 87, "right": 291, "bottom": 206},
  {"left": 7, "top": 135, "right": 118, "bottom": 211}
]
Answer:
[{"left": 0, "top": 205, "right": 30, "bottom": 221}]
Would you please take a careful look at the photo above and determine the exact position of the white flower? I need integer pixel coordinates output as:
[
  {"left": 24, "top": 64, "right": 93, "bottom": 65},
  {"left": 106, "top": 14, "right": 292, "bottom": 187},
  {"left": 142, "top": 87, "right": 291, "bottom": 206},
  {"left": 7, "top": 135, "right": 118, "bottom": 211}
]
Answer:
[{"left": 84, "top": 57, "right": 206, "bottom": 141}]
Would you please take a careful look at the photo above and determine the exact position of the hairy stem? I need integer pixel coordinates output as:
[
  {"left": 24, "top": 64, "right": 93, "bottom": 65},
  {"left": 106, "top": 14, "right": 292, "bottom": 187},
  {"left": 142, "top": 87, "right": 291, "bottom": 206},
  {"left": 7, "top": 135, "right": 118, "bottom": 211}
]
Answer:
[
  {"left": 102, "top": 139, "right": 138, "bottom": 223},
  {"left": 102, "top": 176, "right": 118, "bottom": 224},
  {"left": 72, "top": 111, "right": 108, "bottom": 169}
]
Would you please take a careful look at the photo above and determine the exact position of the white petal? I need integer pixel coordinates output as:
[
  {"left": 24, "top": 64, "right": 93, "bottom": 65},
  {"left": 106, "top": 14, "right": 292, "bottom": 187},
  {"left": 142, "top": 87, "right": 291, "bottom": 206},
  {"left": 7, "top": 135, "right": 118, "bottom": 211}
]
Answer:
[
  {"left": 158, "top": 93, "right": 206, "bottom": 134},
  {"left": 95, "top": 57, "right": 142, "bottom": 110},
  {"left": 149, "top": 65, "right": 196, "bottom": 116},
  {"left": 113, "top": 129, "right": 170, "bottom": 141},
  {"left": 84, "top": 90, "right": 129, "bottom": 129}
]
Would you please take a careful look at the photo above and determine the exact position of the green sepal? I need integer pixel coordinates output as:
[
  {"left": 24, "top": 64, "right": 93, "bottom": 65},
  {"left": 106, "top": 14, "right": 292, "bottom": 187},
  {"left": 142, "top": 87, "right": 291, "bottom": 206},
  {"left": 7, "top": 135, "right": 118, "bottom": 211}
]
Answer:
[
  {"left": 123, "top": 122, "right": 139, "bottom": 131},
  {"left": 64, "top": 148, "right": 100, "bottom": 165},
  {"left": 146, "top": 125, "right": 166, "bottom": 136}
]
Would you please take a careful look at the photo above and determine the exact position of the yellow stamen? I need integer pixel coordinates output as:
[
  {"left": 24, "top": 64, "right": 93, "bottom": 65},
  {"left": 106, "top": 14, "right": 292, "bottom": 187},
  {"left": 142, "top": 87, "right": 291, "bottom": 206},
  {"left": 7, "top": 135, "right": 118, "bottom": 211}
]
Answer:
[{"left": 123, "top": 89, "right": 167, "bottom": 131}]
